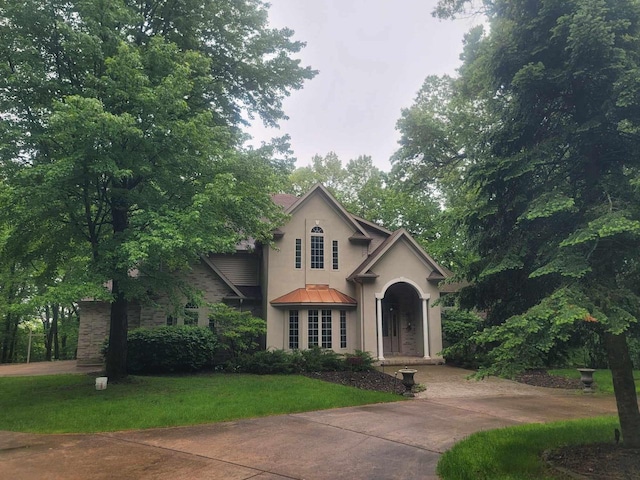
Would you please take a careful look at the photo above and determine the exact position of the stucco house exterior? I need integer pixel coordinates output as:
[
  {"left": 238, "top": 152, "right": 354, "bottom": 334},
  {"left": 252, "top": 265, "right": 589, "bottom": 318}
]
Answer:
[{"left": 77, "top": 184, "right": 449, "bottom": 365}]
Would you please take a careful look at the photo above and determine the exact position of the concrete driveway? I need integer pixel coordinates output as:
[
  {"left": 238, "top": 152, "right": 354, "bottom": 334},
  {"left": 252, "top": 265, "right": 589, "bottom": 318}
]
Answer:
[{"left": 0, "top": 363, "right": 620, "bottom": 480}]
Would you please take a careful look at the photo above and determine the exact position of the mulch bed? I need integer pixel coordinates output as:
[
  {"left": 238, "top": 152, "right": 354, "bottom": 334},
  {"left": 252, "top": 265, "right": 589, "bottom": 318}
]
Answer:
[
  {"left": 545, "top": 443, "right": 640, "bottom": 479},
  {"left": 302, "top": 370, "right": 406, "bottom": 395},
  {"left": 515, "top": 369, "right": 583, "bottom": 390}
]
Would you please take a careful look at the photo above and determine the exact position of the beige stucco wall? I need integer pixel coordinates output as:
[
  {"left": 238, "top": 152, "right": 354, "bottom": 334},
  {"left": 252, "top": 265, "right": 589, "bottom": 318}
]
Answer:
[
  {"left": 360, "top": 237, "right": 444, "bottom": 361},
  {"left": 265, "top": 193, "right": 368, "bottom": 352}
]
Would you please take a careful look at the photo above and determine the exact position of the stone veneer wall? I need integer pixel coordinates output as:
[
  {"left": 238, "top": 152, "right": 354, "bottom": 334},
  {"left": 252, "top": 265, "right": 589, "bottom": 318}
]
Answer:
[
  {"left": 139, "top": 261, "right": 238, "bottom": 328},
  {"left": 76, "top": 301, "right": 141, "bottom": 365},
  {"left": 77, "top": 260, "right": 258, "bottom": 364}
]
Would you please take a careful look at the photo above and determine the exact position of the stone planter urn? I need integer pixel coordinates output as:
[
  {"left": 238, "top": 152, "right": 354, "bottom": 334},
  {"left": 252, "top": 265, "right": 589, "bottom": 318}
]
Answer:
[
  {"left": 398, "top": 367, "right": 418, "bottom": 397},
  {"left": 577, "top": 368, "right": 596, "bottom": 393}
]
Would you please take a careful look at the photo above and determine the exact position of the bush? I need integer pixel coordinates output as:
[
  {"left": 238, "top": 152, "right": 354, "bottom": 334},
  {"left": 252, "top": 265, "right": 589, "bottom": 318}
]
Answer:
[
  {"left": 297, "top": 346, "right": 344, "bottom": 372},
  {"left": 440, "top": 309, "right": 485, "bottom": 369},
  {"left": 230, "top": 350, "right": 297, "bottom": 374},
  {"left": 126, "top": 326, "right": 217, "bottom": 374},
  {"left": 226, "top": 347, "right": 376, "bottom": 374},
  {"left": 209, "top": 303, "right": 266, "bottom": 360},
  {"left": 344, "top": 350, "right": 375, "bottom": 371}
]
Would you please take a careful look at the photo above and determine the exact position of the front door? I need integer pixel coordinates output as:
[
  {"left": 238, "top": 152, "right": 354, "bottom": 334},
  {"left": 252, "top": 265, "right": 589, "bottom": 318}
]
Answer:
[{"left": 382, "top": 309, "right": 400, "bottom": 354}]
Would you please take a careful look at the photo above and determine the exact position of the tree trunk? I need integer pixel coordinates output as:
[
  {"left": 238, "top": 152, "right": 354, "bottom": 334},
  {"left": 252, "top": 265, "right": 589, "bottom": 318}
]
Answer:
[
  {"left": 8, "top": 317, "right": 18, "bottom": 362},
  {"left": 52, "top": 305, "right": 59, "bottom": 360},
  {"left": 44, "top": 305, "right": 52, "bottom": 361},
  {"left": 1, "top": 312, "right": 12, "bottom": 363},
  {"left": 106, "top": 279, "right": 128, "bottom": 380},
  {"left": 605, "top": 332, "right": 640, "bottom": 447},
  {"left": 105, "top": 198, "right": 130, "bottom": 380}
]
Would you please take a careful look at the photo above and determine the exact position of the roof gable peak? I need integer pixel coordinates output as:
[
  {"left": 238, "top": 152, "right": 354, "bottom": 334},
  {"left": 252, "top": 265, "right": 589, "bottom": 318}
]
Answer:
[{"left": 287, "top": 183, "right": 370, "bottom": 239}]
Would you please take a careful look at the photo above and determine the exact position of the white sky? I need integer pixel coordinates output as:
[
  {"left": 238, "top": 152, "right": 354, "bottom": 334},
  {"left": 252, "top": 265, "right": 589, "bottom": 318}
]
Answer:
[{"left": 246, "top": 1, "right": 479, "bottom": 172}]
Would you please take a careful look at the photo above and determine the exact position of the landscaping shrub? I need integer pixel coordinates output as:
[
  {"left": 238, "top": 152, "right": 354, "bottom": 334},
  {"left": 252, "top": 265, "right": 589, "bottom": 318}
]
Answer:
[
  {"left": 297, "top": 346, "right": 344, "bottom": 372},
  {"left": 440, "top": 309, "right": 485, "bottom": 369},
  {"left": 344, "top": 350, "right": 375, "bottom": 371},
  {"left": 230, "top": 349, "right": 297, "bottom": 374},
  {"left": 226, "top": 347, "right": 376, "bottom": 374},
  {"left": 126, "top": 326, "right": 217, "bottom": 374},
  {"left": 209, "top": 303, "right": 266, "bottom": 360}
]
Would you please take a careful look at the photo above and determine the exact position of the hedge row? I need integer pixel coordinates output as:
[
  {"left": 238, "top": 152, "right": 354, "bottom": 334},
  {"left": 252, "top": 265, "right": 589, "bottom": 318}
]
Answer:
[{"left": 226, "top": 347, "right": 375, "bottom": 374}]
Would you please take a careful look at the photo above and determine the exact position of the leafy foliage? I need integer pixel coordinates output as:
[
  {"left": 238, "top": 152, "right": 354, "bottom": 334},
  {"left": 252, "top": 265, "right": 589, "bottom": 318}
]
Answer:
[
  {"left": 440, "top": 309, "right": 485, "bottom": 369},
  {"left": 227, "top": 347, "right": 375, "bottom": 375},
  {"left": 0, "top": 0, "right": 314, "bottom": 377},
  {"left": 124, "top": 326, "right": 217, "bottom": 374},
  {"left": 208, "top": 303, "right": 266, "bottom": 359},
  {"left": 419, "top": 0, "right": 640, "bottom": 444}
]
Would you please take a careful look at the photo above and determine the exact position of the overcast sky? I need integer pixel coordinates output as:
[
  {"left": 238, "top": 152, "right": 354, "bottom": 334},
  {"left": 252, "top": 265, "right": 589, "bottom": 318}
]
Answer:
[{"left": 246, "top": 1, "right": 479, "bottom": 171}]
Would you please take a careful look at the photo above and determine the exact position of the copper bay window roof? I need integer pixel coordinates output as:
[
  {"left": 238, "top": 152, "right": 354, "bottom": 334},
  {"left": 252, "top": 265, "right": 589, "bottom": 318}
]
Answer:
[{"left": 270, "top": 284, "right": 357, "bottom": 307}]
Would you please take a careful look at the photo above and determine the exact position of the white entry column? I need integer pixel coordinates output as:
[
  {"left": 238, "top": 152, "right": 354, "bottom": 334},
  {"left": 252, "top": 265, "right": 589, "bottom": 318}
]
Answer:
[
  {"left": 375, "top": 294, "right": 384, "bottom": 361},
  {"left": 422, "top": 294, "right": 431, "bottom": 359}
]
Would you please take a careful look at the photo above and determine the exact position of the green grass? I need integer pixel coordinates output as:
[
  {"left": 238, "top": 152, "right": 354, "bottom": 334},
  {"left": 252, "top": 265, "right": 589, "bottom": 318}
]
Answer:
[
  {"left": 550, "top": 368, "right": 640, "bottom": 394},
  {"left": 0, "top": 373, "right": 401, "bottom": 433},
  {"left": 437, "top": 416, "right": 619, "bottom": 480}
]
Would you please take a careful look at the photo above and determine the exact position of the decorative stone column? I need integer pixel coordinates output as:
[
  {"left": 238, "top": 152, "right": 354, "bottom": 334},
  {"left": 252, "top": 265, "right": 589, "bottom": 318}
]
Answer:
[
  {"left": 375, "top": 294, "right": 385, "bottom": 361},
  {"left": 422, "top": 294, "right": 431, "bottom": 359}
]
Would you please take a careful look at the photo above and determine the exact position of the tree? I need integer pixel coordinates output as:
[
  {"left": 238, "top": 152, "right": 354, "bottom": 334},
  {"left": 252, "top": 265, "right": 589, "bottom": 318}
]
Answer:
[
  {"left": 289, "top": 152, "right": 346, "bottom": 195},
  {"left": 430, "top": 0, "right": 640, "bottom": 446},
  {"left": 392, "top": 70, "right": 485, "bottom": 272},
  {"left": 0, "top": 0, "right": 315, "bottom": 379}
]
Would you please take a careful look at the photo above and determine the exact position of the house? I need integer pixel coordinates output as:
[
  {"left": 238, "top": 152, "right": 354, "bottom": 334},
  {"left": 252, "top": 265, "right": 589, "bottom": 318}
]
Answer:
[{"left": 77, "top": 184, "right": 449, "bottom": 365}]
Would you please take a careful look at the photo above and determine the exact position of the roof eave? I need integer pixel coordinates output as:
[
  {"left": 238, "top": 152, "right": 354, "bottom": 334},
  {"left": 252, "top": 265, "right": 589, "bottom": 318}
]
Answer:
[{"left": 271, "top": 302, "right": 357, "bottom": 308}]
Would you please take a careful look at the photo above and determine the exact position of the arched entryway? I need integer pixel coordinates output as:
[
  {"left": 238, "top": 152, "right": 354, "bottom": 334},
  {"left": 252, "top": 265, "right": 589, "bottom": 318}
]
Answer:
[
  {"left": 375, "top": 278, "right": 431, "bottom": 361},
  {"left": 381, "top": 283, "right": 421, "bottom": 357}
]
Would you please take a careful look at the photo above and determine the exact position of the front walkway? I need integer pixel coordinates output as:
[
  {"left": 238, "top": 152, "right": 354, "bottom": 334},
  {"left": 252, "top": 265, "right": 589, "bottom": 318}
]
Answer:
[{"left": 0, "top": 362, "right": 621, "bottom": 480}]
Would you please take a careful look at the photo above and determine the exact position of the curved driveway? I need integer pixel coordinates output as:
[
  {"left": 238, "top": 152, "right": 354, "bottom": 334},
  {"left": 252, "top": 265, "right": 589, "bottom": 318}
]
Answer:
[{"left": 0, "top": 363, "right": 620, "bottom": 480}]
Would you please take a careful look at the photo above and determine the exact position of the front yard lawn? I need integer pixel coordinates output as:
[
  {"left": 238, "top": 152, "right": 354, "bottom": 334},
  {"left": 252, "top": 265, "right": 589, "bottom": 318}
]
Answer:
[
  {"left": 437, "top": 416, "right": 620, "bottom": 480},
  {"left": 0, "top": 373, "right": 401, "bottom": 433}
]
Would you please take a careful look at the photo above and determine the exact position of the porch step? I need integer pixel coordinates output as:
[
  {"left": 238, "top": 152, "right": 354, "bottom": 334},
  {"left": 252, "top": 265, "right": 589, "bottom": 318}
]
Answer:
[{"left": 375, "top": 356, "right": 444, "bottom": 367}]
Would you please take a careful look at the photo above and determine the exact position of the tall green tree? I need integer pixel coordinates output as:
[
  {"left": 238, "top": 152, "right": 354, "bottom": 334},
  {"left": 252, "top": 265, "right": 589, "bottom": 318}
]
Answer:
[
  {"left": 0, "top": 0, "right": 314, "bottom": 379},
  {"left": 430, "top": 0, "right": 640, "bottom": 445}
]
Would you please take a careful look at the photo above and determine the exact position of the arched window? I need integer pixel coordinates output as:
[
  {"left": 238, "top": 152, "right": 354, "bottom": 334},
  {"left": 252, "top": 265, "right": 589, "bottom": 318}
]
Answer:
[{"left": 310, "top": 226, "right": 324, "bottom": 269}]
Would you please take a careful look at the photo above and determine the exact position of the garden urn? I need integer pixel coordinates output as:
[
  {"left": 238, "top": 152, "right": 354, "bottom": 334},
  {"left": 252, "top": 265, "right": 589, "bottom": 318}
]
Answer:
[
  {"left": 398, "top": 367, "right": 418, "bottom": 397},
  {"left": 577, "top": 368, "right": 596, "bottom": 393}
]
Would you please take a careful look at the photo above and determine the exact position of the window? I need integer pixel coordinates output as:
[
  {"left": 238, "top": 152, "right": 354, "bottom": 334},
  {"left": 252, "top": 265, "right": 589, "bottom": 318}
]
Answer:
[
  {"left": 183, "top": 303, "right": 199, "bottom": 326},
  {"left": 295, "top": 239, "right": 302, "bottom": 269},
  {"left": 310, "top": 226, "right": 324, "bottom": 269},
  {"left": 340, "top": 310, "right": 347, "bottom": 348},
  {"left": 289, "top": 310, "right": 299, "bottom": 349},
  {"left": 332, "top": 240, "right": 338, "bottom": 270},
  {"left": 208, "top": 317, "right": 216, "bottom": 333},
  {"left": 166, "top": 315, "right": 176, "bottom": 326},
  {"left": 321, "top": 309, "right": 332, "bottom": 348},
  {"left": 308, "top": 309, "right": 319, "bottom": 347}
]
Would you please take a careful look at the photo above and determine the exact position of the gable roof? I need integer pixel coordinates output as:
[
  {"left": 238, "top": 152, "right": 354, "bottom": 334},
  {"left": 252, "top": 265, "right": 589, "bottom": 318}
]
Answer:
[
  {"left": 271, "top": 284, "right": 357, "bottom": 307},
  {"left": 347, "top": 229, "right": 449, "bottom": 282},
  {"left": 283, "top": 184, "right": 372, "bottom": 240},
  {"left": 199, "top": 255, "right": 247, "bottom": 299},
  {"left": 272, "top": 193, "right": 299, "bottom": 209},
  {"left": 352, "top": 214, "right": 392, "bottom": 236}
]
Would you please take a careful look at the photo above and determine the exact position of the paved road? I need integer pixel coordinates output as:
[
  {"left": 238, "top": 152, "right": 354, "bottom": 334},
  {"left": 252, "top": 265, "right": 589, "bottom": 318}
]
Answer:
[{"left": 0, "top": 362, "right": 620, "bottom": 480}]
